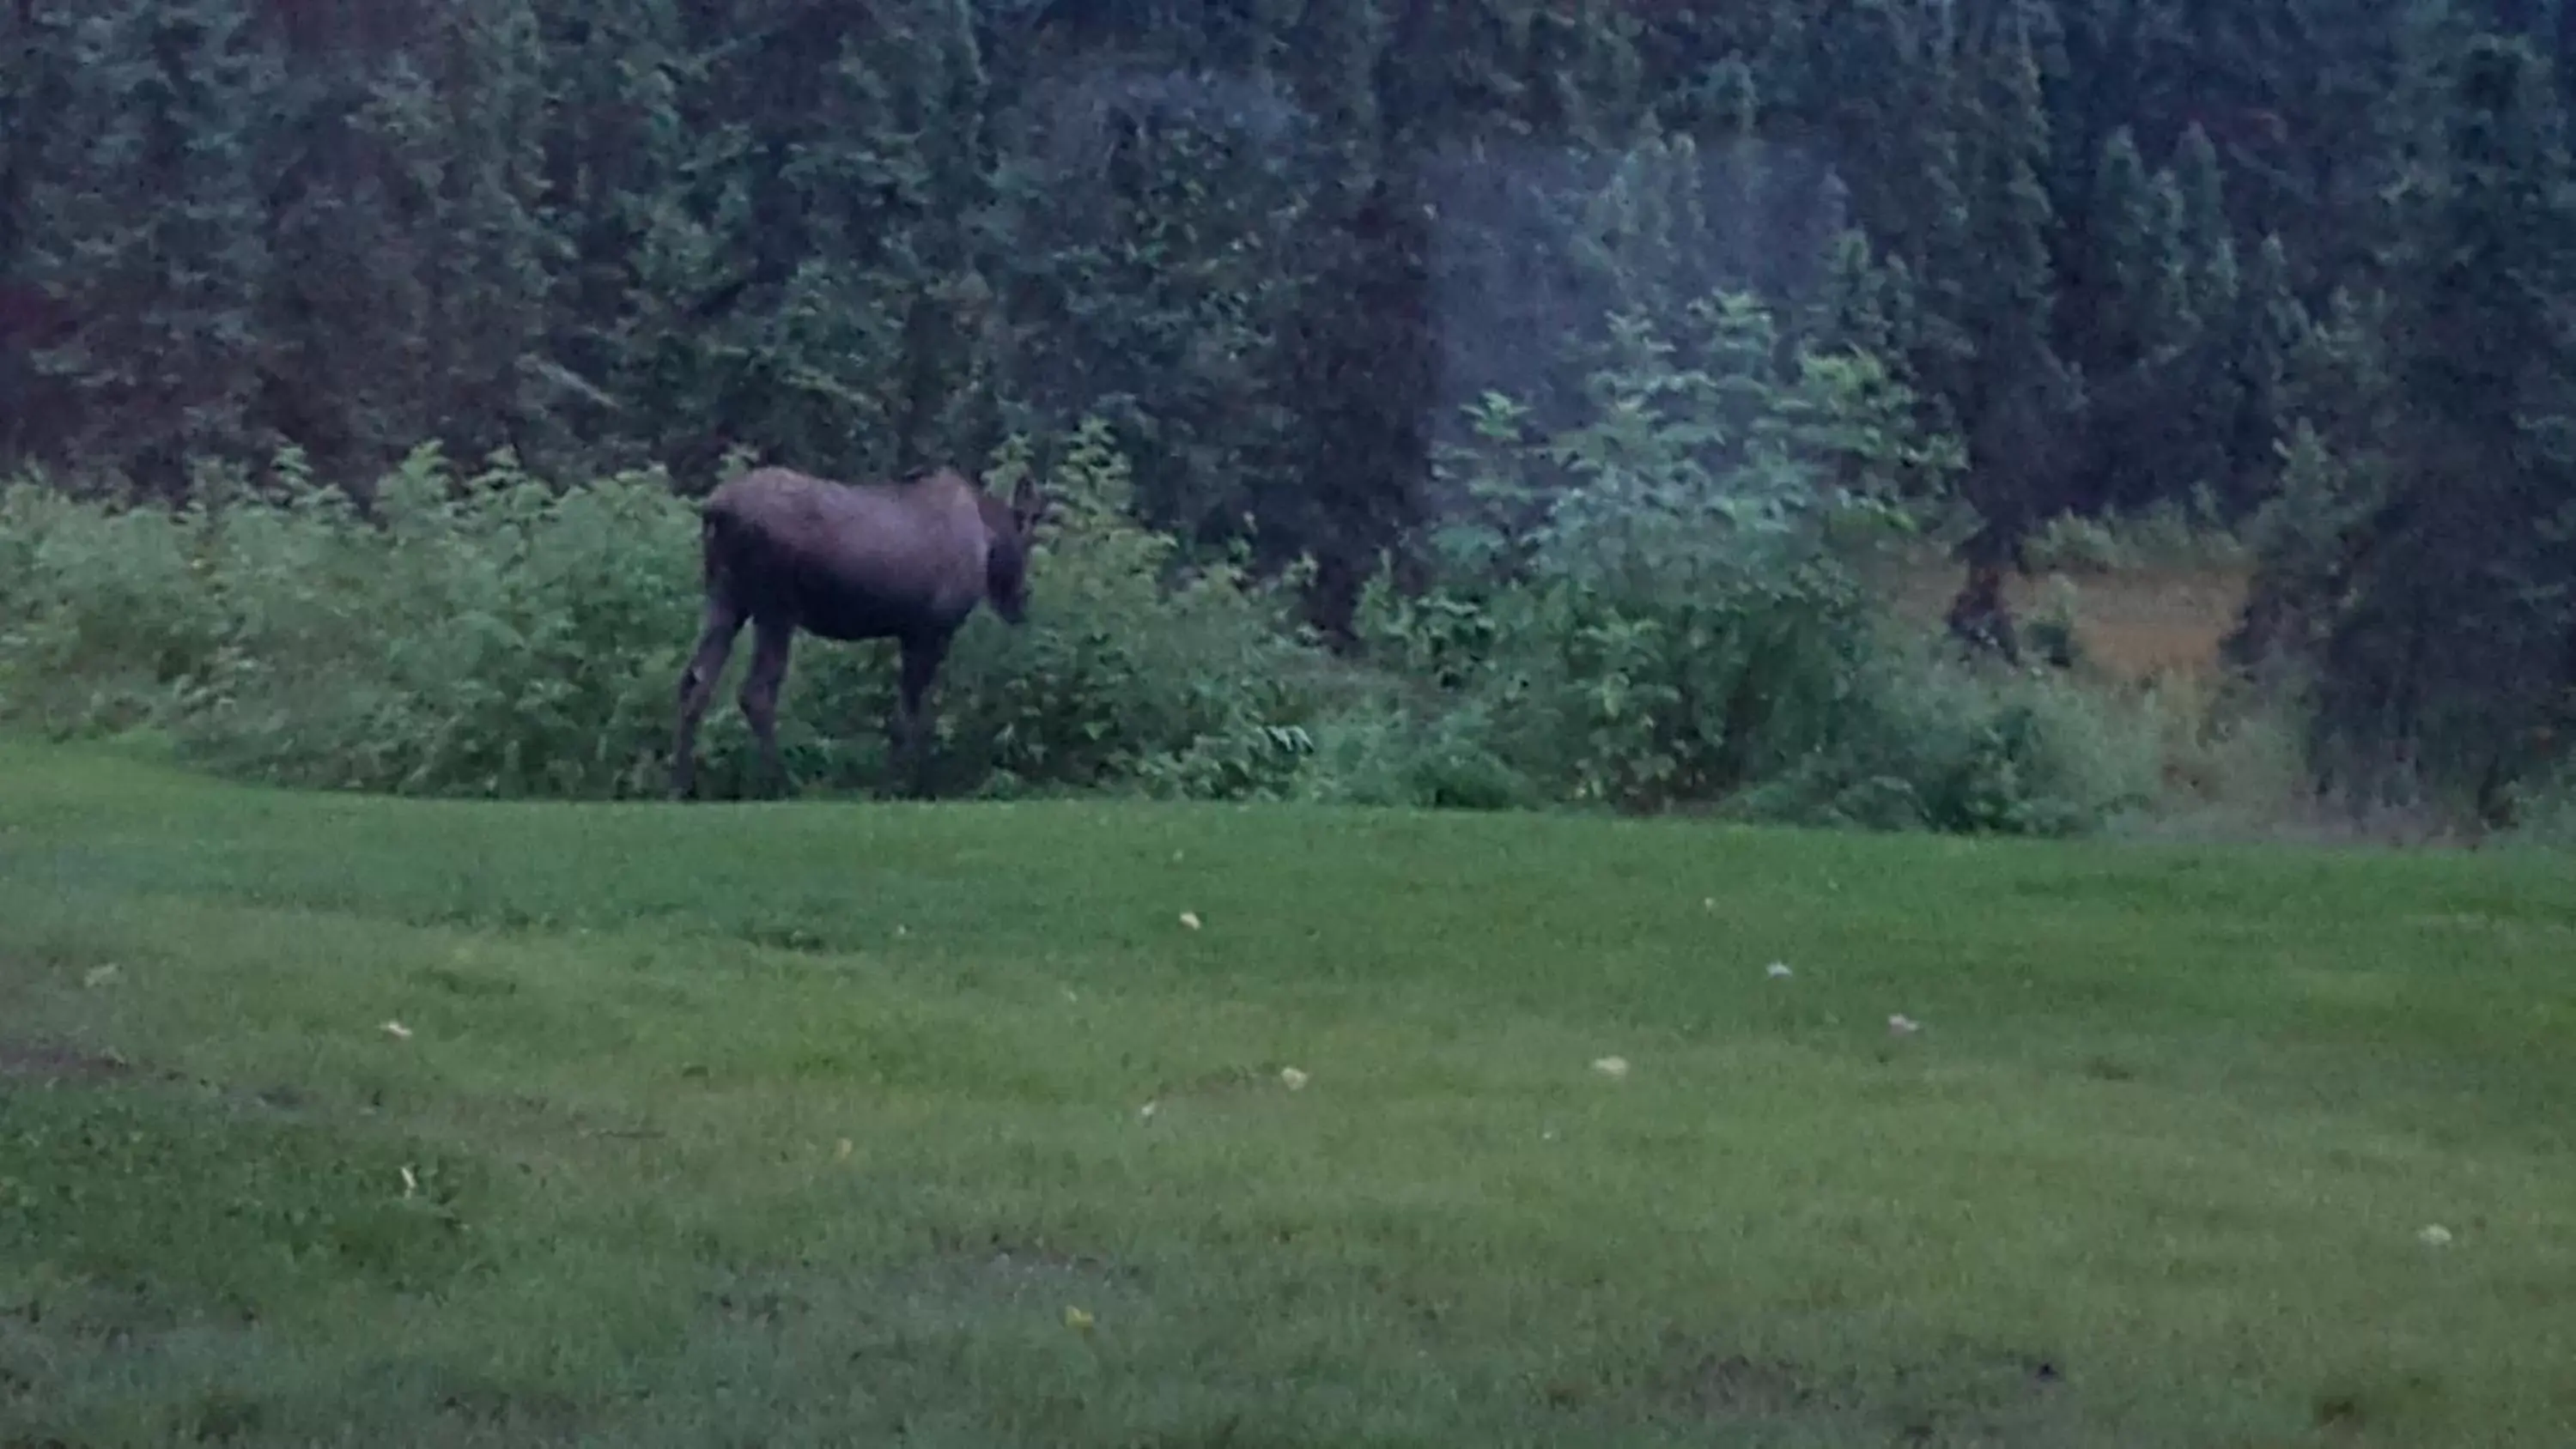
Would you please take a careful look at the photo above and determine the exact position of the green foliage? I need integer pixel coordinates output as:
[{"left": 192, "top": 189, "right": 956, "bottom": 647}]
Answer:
[
  {"left": 149, "top": 446, "right": 699, "bottom": 797},
  {"left": 20, "top": 0, "right": 280, "bottom": 491},
  {"left": 6, "top": 352, "right": 2188, "bottom": 840},
  {"left": 2020, "top": 494, "right": 2246, "bottom": 577},
  {"left": 0, "top": 425, "right": 1333, "bottom": 803},
  {"left": 0, "top": 476, "right": 228, "bottom": 736},
  {"left": 2227, "top": 421, "right": 2373, "bottom": 674},
  {"left": 2500, "top": 761, "right": 2576, "bottom": 847},
  {"left": 919, "top": 420, "right": 1332, "bottom": 801},
  {"left": 6, "top": 0, "right": 2573, "bottom": 826},
  {"left": 2293, "top": 34, "right": 2576, "bottom": 815},
  {"left": 1335, "top": 288, "right": 2144, "bottom": 834}
]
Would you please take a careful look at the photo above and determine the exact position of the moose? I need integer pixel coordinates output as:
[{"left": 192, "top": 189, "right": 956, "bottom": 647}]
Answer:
[{"left": 669, "top": 462, "right": 1046, "bottom": 801}]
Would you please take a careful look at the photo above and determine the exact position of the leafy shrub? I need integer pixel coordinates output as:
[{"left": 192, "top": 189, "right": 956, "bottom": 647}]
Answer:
[
  {"left": 925, "top": 420, "right": 1333, "bottom": 800},
  {"left": 1709, "top": 638, "right": 2166, "bottom": 836},
  {"left": 1338, "top": 293, "right": 2158, "bottom": 835},
  {"left": 0, "top": 426, "right": 1334, "bottom": 802},
  {"left": 2020, "top": 574, "right": 2088, "bottom": 671},
  {"left": 1284, "top": 696, "right": 1540, "bottom": 812},
  {"left": 0, "top": 294, "right": 2306, "bottom": 843},
  {"left": 1352, "top": 302, "right": 1907, "bottom": 809},
  {"left": 2022, "top": 492, "right": 2247, "bottom": 577},
  {"left": 0, "top": 476, "right": 228, "bottom": 737},
  {"left": 2500, "top": 763, "right": 2576, "bottom": 848}
]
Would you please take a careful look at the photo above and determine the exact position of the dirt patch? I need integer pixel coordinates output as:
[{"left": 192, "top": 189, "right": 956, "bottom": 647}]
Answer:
[
  {"left": 1874, "top": 558, "right": 2251, "bottom": 684},
  {"left": 0, "top": 1038, "right": 130, "bottom": 1085}
]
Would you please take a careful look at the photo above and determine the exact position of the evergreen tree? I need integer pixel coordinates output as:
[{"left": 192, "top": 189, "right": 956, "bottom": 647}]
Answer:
[
  {"left": 0, "top": 0, "right": 64, "bottom": 466},
  {"left": 2221, "top": 230, "right": 2311, "bottom": 515},
  {"left": 670, "top": 0, "right": 995, "bottom": 483},
  {"left": 1802, "top": 0, "right": 1947, "bottom": 252},
  {"left": 2069, "top": 126, "right": 2195, "bottom": 514},
  {"left": 1266, "top": 174, "right": 1436, "bottom": 637},
  {"left": 1522, "top": 0, "right": 1642, "bottom": 146},
  {"left": 2172, "top": 123, "right": 2238, "bottom": 330},
  {"left": 1808, "top": 228, "right": 1908, "bottom": 361},
  {"left": 2310, "top": 33, "right": 2576, "bottom": 813},
  {"left": 1890, "top": 27, "right": 1983, "bottom": 475},
  {"left": 254, "top": 21, "right": 430, "bottom": 476},
  {"left": 2158, "top": 123, "right": 2243, "bottom": 511},
  {"left": 537, "top": 0, "right": 757, "bottom": 483},
  {"left": 414, "top": 0, "right": 565, "bottom": 467},
  {"left": 24, "top": 0, "right": 283, "bottom": 493},
  {"left": 1945, "top": 0, "right": 2084, "bottom": 567},
  {"left": 2072, "top": 127, "right": 2184, "bottom": 378}
]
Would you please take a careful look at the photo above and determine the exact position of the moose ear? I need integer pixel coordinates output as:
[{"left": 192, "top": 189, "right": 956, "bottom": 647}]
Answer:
[{"left": 1009, "top": 474, "right": 1046, "bottom": 528}]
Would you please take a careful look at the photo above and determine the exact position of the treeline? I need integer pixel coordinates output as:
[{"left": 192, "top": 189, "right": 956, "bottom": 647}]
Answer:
[{"left": 2, "top": 0, "right": 2572, "bottom": 820}]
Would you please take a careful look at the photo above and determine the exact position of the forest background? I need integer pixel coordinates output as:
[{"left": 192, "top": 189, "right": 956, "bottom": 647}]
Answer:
[{"left": 3, "top": 0, "right": 2572, "bottom": 841}]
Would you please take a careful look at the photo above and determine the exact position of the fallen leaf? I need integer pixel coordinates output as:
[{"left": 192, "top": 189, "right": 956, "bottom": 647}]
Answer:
[
  {"left": 82, "top": 964, "right": 121, "bottom": 989},
  {"left": 1064, "top": 1305, "right": 1095, "bottom": 1331},
  {"left": 2418, "top": 1224, "right": 2454, "bottom": 1247},
  {"left": 1138, "top": 1100, "right": 1158, "bottom": 1121},
  {"left": 1886, "top": 1015, "right": 1921, "bottom": 1037},
  {"left": 835, "top": 1138, "right": 854, "bottom": 1161},
  {"left": 1766, "top": 961, "right": 1793, "bottom": 979},
  {"left": 1279, "top": 1066, "right": 1309, "bottom": 1091},
  {"left": 380, "top": 1020, "right": 414, "bottom": 1040},
  {"left": 1178, "top": 912, "right": 1203, "bottom": 931},
  {"left": 1590, "top": 1055, "right": 1631, "bottom": 1080},
  {"left": 399, "top": 1165, "right": 418, "bottom": 1198}
]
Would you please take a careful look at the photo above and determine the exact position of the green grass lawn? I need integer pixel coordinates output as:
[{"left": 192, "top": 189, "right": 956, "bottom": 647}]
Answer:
[{"left": 3, "top": 739, "right": 2573, "bottom": 1446}]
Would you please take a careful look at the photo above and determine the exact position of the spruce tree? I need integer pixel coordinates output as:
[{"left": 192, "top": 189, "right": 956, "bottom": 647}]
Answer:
[
  {"left": 2081, "top": 127, "right": 2157, "bottom": 372},
  {"left": 2313, "top": 33, "right": 2576, "bottom": 813},
  {"left": 25, "top": 0, "right": 282, "bottom": 492},
  {"left": 544, "top": 0, "right": 752, "bottom": 482},
  {"left": 1947, "top": 0, "right": 2083, "bottom": 567},
  {"left": 2158, "top": 124, "right": 2243, "bottom": 514},
  {"left": 421, "top": 0, "right": 565, "bottom": 468},
  {"left": 2071, "top": 125, "right": 2196, "bottom": 514},
  {"left": 0, "top": 0, "right": 63, "bottom": 466},
  {"left": 1809, "top": 229, "right": 1901, "bottom": 360},
  {"left": 2222, "top": 231, "right": 2312, "bottom": 516},
  {"left": 2172, "top": 123, "right": 2238, "bottom": 332}
]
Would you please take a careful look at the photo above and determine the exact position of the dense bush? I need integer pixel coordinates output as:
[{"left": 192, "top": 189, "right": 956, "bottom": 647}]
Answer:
[
  {"left": 0, "top": 294, "right": 2256, "bottom": 838},
  {"left": 0, "top": 427, "right": 1329, "bottom": 802},
  {"left": 1327, "top": 297, "right": 2160, "bottom": 834}
]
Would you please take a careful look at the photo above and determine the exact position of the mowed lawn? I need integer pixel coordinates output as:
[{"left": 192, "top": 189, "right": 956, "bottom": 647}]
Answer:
[{"left": 3, "top": 742, "right": 2573, "bottom": 1447}]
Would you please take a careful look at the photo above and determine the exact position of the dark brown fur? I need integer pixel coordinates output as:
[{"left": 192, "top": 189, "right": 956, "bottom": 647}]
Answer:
[{"left": 670, "top": 464, "right": 1045, "bottom": 799}]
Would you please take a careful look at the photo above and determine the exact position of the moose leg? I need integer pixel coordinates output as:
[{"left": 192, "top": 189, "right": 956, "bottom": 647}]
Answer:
[
  {"left": 739, "top": 615, "right": 798, "bottom": 797},
  {"left": 671, "top": 596, "right": 745, "bottom": 799},
  {"left": 887, "top": 631, "right": 949, "bottom": 799}
]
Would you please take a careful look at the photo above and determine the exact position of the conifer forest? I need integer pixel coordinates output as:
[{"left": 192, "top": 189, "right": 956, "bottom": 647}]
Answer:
[{"left": 3, "top": 0, "right": 2573, "bottom": 836}]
